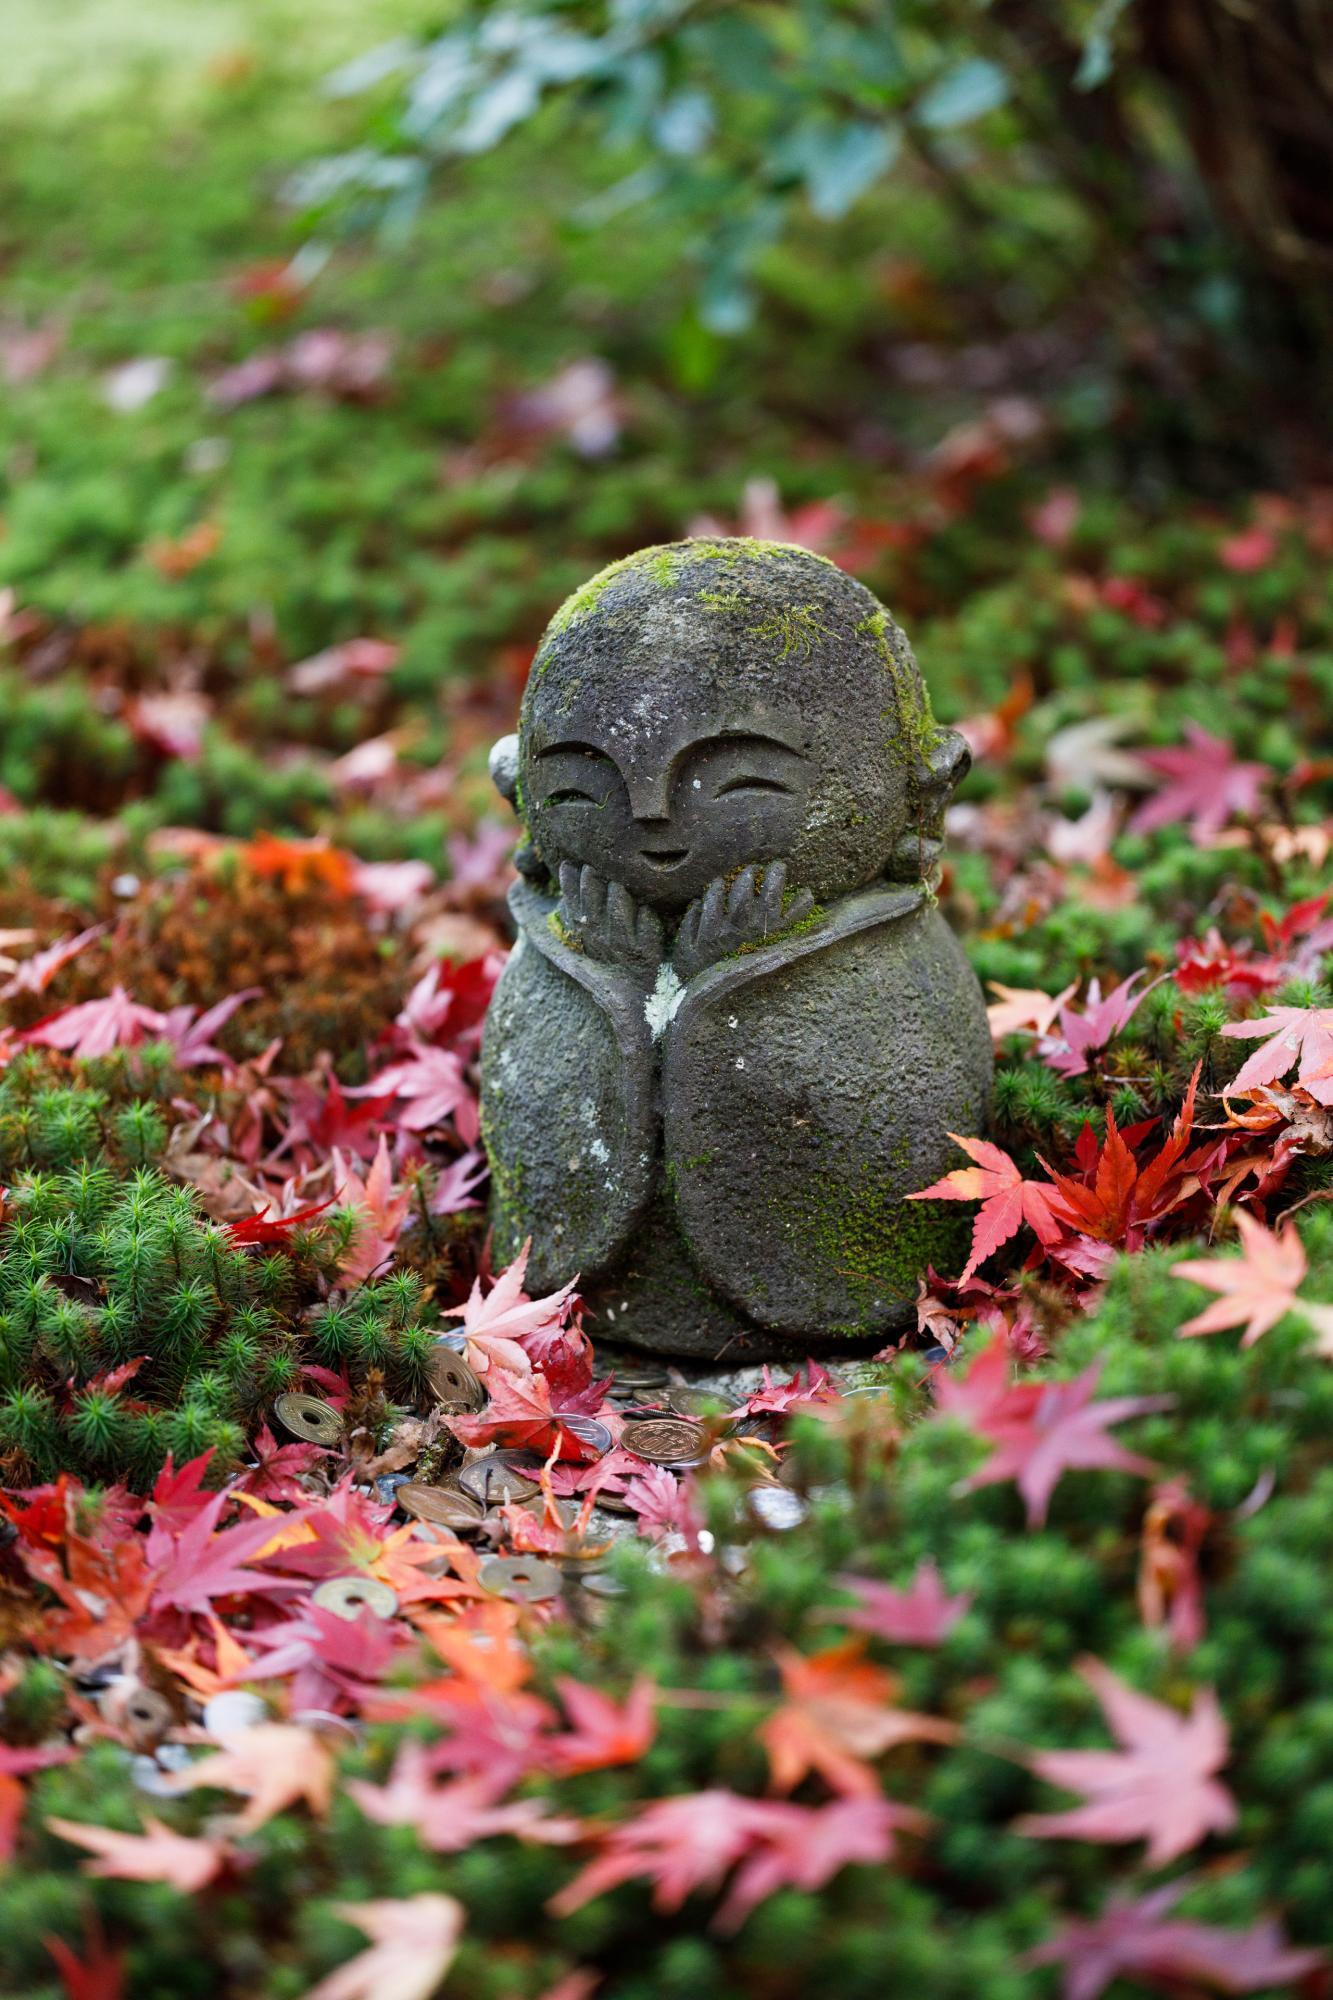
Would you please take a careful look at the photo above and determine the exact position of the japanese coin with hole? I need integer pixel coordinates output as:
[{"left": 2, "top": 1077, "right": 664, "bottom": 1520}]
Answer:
[
  {"left": 746, "top": 1485, "right": 809, "bottom": 1531},
  {"left": 458, "top": 1453, "right": 542, "bottom": 1506},
  {"left": 561, "top": 1414, "right": 613, "bottom": 1457},
  {"left": 397, "top": 1482, "right": 485, "bottom": 1530},
  {"left": 620, "top": 1416, "right": 708, "bottom": 1465},
  {"left": 427, "top": 1347, "right": 486, "bottom": 1411},
  {"left": 312, "top": 1575, "right": 398, "bottom": 1621},
  {"left": 273, "top": 1391, "right": 344, "bottom": 1445},
  {"left": 477, "top": 1555, "right": 562, "bottom": 1603}
]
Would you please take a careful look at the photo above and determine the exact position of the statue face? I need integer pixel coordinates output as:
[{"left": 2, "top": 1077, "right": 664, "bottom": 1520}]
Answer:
[{"left": 526, "top": 719, "right": 813, "bottom": 914}]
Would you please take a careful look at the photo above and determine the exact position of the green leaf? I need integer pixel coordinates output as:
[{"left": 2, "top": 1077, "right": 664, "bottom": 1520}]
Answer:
[
  {"left": 800, "top": 120, "right": 900, "bottom": 220},
  {"left": 914, "top": 57, "right": 1009, "bottom": 131}
]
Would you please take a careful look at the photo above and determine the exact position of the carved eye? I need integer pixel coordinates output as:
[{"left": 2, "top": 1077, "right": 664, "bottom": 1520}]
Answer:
[
  {"left": 543, "top": 787, "right": 597, "bottom": 806},
  {"left": 715, "top": 775, "right": 793, "bottom": 797}
]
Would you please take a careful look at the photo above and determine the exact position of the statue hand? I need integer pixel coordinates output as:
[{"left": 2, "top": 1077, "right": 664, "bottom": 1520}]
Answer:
[
  {"left": 673, "top": 862, "right": 815, "bottom": 982},
  {"left": 557, "top": 863, "right": 663, "bottom": 973}
]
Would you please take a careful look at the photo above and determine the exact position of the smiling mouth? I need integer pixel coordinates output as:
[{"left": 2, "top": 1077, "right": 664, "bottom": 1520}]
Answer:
[{"left": 640, "top": 847, "right": 689, "bottom": 867}]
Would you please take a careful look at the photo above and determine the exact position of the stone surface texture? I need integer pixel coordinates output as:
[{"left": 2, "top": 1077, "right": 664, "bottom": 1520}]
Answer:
[{"left": 480, "top": 538, "right": 992, "bottom": 1359}]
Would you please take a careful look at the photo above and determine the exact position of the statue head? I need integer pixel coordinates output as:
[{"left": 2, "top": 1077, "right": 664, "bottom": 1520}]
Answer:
[{"left": 493, "top": 538, "right": 970, "bottom": 915}]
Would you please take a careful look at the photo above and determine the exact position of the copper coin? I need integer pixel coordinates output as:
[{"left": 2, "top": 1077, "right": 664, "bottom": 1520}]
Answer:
[
  {"left": 477, "top": 1555, "right": 562, "bottom": 1603},
  {"left": 458, "top": 1453, "right": 542, "bottom": 1506},
  {"left": 427, "top": 1348, "right": 486, "bottom": 1412},
  {"left": 561, "top": 1414, "right": 612, "bottom": 1458},
  {"left": 273, "top": 1391, "right": 343, "bottom": 1446},
  {"left": 397, "top": 1482, "right": 485, "bottom": 1530},
  {"left": 312, "top": 1574, "right": 398, "bottom": 1621},
  {"left": 620, "top": 1416, "right": 708, "bottom": 1465}
]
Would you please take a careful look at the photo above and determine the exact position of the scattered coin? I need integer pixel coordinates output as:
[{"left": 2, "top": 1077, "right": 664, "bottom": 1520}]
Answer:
[
  {"left": 477, "top": 1555, "right": 562, "bottom": 1603},
  {"left": 427, "top": 1347, "right": 486, "bottom": 1412},
  {"left": 561, "top": 1414, "right": 612, "bottom": 1457},
  {"left": 458, "top": 1452, "right": 543, "bottom": 1506},
  {"left": 397, "top": 1482, "right": 485, "bottom": 1531},
  {"left": 580, "top": 1570, "right": 627, "bottom": 1597},
  {"left": 203, "top": 1690, "right": 269, "bottom": 1740},
  {"left": 621, "top": 1415, "right": 708, "bottom": 1465},
  {"left": 273, "top": 1391, "right": 344, "bottom": 1446},
  {"left": 312, "top": 1574, "right": 398, "bottom": 1621},
  {"left": 746, "top": 1485, "right": 809, "bottom": 1531}
]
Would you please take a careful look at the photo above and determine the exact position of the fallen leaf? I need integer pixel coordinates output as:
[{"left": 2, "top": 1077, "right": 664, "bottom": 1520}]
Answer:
[
  {"left": 300, "top": 1894, "right": 463, "bottom": 2000},
  {"left": 46, "top": 1814, "right": 230, "bottom": 1893},
  {"left": 1014, "top": 1657, "right": 1236, "bottom": 1865}
]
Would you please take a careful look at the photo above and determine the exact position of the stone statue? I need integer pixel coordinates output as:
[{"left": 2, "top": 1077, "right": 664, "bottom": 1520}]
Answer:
[{"left": 480, "top": 539, "right": 992, "bottom": 1359}]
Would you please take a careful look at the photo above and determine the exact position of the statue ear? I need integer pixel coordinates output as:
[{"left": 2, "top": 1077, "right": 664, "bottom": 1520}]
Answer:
[
  {"left": 489, "top": 732, "right": 521, "bottom": 808},
  {"left": 920, "top": 726, "right": 972, "bottom": 811}
]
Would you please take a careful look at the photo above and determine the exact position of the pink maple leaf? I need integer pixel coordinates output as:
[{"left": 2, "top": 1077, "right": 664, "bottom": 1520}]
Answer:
[
  {"left": 24, "top": 988, "right": 167, "bottom": 1061},
  {"left": 1043, "top": 970, "right": 1158, "bottom": 1079},
  {"left": 429, "top": 1149, "right": 487, "bottom": 1214},
  {"left": 1221, "top": 1003, "right": 1333, "bottom": 1107},
  {"left": 346, "top": 1046, "right": 470, "bottom": 1132},
  {"left": 946, "top": 1353, "right": 1172, "bottom": 1526},
  {"left": 146, "top": 1490, "right": 301, "bottom": 1619},
  {"left": 1015, "top": 1657, "right": 1236, "bottom": 1866},
  {"left": 157, "top": 988, "right": 261, "bottom": 1070},
  {"left": 46, "top": 1815, "right": 231, "bottom": 1894},
  {"left": 726, "top": 1361, "right": 839, "bottom": 1422},
  {"left": 0, "top": 924, "right": 107, "bottom": 1000},
  {"left": 716, "top": 1795, "right": 925, "bottom": 1933},
  {"left": 1127, "top": 725, "right": 1267, "bottom": 843},
  {"left": 333, "top": 1135, "right": 412, "bottom": 1283},
  {"left": 1026, "top": 1879, "right": 1323, "bottom": 1999},
  {"left": 443, "top": 1239, "right": 580, "bottom": 1375},
  {"left": 829, "top": 1560, "right": 973, "bottom": 1646}
]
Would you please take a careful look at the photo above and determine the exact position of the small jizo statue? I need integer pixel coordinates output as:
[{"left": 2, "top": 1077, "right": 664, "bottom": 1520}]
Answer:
[{"left": 481, "top": 539, "right": 991, "bottom": 1359}]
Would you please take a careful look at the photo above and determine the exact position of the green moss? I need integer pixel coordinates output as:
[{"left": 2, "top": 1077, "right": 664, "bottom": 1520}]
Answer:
[
  {"left": 747, "top": 603, "right": 835, "bottom": 661},
  {"left": 537, "top": 537, "right": 842, "bottom": 653},
  {"left": 771, "top": 1168, "right": 969, "bottom": 1335},
  {"left": 547, "top": 909, "right": 585, "bottom": 952}
]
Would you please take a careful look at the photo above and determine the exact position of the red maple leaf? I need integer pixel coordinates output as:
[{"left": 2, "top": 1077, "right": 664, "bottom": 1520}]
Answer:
[
  {"left": 1041, "top": 1064, "right": 1205, "bottom": 1252},
  {"left": 1128, "top": 725, "right": 1268, "bottom": 842},
  {"left": 225, "top": 1194, "right": 335, "bottom": 1247},
  {"left": 43, "top": 1920, "right": 126, "bottom": 2000},
  {"left": 546, "top": 1677, "right": 657, "bottom": 1774},
  {"left": 1025, "top": 1879, "right": 1324, "bottom": 1999},
  {"left": 907, "top": 1135, "right": 1063, "bottom": 1281},
  {"left": 547, "top": 1789, "right": 776, "bottom": 1918},
  {"left": 1014, "top": 1657, "right": 1236, "bottom": 1865},
  {"left": 234, "top": 1424, "right": 329, "bottom": 1505},
  {"left": 451, "top": 1364, "right": 605, "bottom": 1462},
  {"left": 828, "top": 1560, "right": 973, "bottom": 1646}
]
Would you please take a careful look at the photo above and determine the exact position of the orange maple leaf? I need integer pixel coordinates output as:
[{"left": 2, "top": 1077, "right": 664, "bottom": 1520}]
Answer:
[
  {"left": 242, "top": 831, "right": 355, "bottom": 896},
  {"left": 167, "top": 1722, "right": 333, "bottom": 1832},
  {"left": 758, "top": 1641, "right": 956, "bottom": 1797}
]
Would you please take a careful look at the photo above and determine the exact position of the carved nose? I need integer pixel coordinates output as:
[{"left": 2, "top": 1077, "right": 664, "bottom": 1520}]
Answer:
[{"left": 625, "top": 774, "right": 674, "bottom": 822}]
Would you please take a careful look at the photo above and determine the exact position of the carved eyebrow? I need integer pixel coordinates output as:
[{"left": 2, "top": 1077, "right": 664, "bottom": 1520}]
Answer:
[
  {"left": 535, "top": 739, "right": 614, "bottom": 761},
  {"left": 677, "top": 729, "right": 808, "bottom": 761}
]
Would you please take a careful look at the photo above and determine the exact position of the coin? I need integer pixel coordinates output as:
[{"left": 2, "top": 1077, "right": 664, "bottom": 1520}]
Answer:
[
  {"left": 477, "top": 1555, "right": 562, "bottom": 1603},
  {"left": 273, "top": 1391, "right": 344, "bottom": 1446},
  {"left": 427, "top": 1347, "right": 486, "bottom": 1412},
  {"left": 396, "top": 1482, "right": 485, "bottom": 1530},
  {"left": 561, "top": 1414, "right": 612, "bottom": 1458},
  {"left": 580, "top": 1570, "right": 627, "bottom": 1597},
  {"left": 620, "top": 1416, "right": 708, "bottom": 1465},
  {"left": 746, "top": 1485, "right": 809, "bottom": 1531},
  {"left": 203, "top": 1691, "right": 269, "bottom": 1740},
  {"left": 312, "top": 1574, "right": 398, "bottom": 1621},
  {"left": 457, "top": 1452, "right": 542, "bottom": 1506}
]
